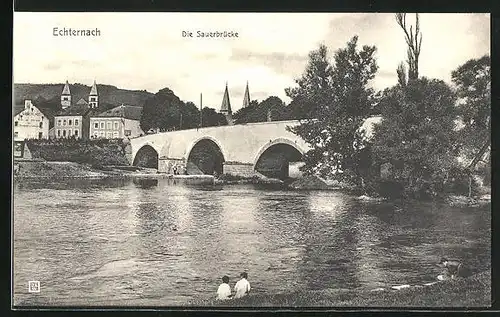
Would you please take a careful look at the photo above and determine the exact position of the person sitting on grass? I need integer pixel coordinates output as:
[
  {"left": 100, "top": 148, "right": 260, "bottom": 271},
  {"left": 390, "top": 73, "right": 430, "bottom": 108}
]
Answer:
[
  {"left": 216, "top": 275, "right": 232, "bottom": 300},
  {"left": 234, "top": 272, "right": 251, "bottom": 299}
]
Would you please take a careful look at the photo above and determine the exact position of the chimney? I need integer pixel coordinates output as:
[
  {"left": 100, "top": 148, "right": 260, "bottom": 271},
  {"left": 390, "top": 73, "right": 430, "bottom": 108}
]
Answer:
[{"left": 24, "top": 100, "right": 32, "bottom": 110}]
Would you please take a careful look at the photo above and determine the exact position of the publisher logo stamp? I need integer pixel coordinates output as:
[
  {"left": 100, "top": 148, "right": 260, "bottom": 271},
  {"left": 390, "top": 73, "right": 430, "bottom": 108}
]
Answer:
[{"left": 28, "top": 281, "right": 40, "bottom": 293}]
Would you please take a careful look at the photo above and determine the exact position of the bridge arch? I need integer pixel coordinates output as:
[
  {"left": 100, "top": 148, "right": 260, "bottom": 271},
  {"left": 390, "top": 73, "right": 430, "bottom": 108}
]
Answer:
[
  {"left": 185, "top": 136, "right": 226, "bottom": 175},
  {"left": 253, "top": 138, "right": 305, "bottom": 180},
  {"left": 132, "top": 144, "right": 159, "bottom": 169}
]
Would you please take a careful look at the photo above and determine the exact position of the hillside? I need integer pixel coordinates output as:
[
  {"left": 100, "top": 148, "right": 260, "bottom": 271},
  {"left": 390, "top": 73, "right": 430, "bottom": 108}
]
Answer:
[{"left": 14, "top": 83, "right": 154, "bottom": 108}]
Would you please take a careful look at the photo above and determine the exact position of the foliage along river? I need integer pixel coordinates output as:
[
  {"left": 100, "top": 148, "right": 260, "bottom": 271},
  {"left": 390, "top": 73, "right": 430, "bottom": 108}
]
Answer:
[{"left": 13, "top": 178, "right": 490, "bottom": 307}]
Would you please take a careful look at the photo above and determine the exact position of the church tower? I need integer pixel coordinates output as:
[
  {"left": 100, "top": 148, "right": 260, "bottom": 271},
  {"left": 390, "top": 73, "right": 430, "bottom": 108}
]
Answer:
[
  {"left": 220, "top": 82, "right": 233, "bottom": 125},
  {"left": 242, "top": 81, "right": 250, "bottom": 108},
  {"left": 61, "top": 80, "right": 71, "bottom": 109},
  {"left": 89, "top": 80, "right": 99, "bottom": 109}
]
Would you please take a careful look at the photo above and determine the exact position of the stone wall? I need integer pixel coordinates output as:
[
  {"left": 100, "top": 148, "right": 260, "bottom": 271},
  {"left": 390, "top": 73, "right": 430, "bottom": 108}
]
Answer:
[{"left": 223, "top": 162, "right": 258, "bottom": 177}]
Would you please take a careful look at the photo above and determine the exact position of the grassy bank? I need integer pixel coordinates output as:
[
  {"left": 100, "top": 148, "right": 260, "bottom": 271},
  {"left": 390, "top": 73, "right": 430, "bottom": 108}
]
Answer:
[{"left": 189, "top": 271, "right": 490, "bottom": 308}]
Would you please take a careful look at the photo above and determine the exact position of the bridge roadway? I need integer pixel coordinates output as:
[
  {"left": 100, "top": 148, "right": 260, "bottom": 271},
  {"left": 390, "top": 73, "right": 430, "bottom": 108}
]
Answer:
[{"left": 127, "top": 120, "right": 310, "bottom": 178}]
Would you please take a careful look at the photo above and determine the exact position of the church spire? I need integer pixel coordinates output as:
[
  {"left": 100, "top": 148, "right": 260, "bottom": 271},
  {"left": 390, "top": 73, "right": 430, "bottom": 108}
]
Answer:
[
  {"left": 242, "top": 81, "right": 250, "bottom": 108},
  {"left": 220, "top": 82, "right": 232, "bottom": 115},
  {"left": 62, "top": 80, "right": 71, "bottom": 95},
  {"left": 220, "top": 82, "right": 233, "bottom": 125},
  {"left": 90, "top": 79, "right": 98, "bottom": 96},
  {"left": 88, "top": 80, "right": 99, "bottom": 109},
  {"left": 61, "top": 80, "right": 71, "bottom": 109}
]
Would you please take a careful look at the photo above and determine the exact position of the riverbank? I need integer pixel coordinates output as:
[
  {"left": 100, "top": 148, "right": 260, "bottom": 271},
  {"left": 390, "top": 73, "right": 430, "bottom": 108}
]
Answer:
[
  {"left": 13, "top": 161, "right": 214, "bottom": 184},
  {"left": 189, "top": 270, "right": 490, "bottom": 308}
]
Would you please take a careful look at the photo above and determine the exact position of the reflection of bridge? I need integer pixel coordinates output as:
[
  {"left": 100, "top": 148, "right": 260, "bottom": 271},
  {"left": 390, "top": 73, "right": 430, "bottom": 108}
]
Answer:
[{"left": 127, "top": 120, "right": 310, "bottom": 179}]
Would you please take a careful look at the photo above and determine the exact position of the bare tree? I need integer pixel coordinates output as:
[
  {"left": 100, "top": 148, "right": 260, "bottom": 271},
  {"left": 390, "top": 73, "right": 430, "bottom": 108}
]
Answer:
[{"left": 396, "top": 13, "right": 423, "bottom": 80}]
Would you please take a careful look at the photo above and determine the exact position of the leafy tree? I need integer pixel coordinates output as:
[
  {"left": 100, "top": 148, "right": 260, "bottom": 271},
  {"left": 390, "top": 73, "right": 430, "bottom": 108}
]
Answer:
[
  {"left": 371, "top": 78, "right": 459, "bottom": 199},
  {"left": 451, "top": 55, "right": 491, "bottom": 164},
  {"left": 181, "top": 101, "right": 201, "bottom": 129},
  {"left": 233, "top": 100, "right": 259, "bottom": 124},
  {"left": 140, "top": 88, "right": 186, "bottom": 132},
  {"left": 285, "top": 44, "right": 334, "bottom": 119},
  {"left": 233, "top": 97, "right": 286, "bottom": 124},
  {"left": 287, "top": 36, "right": 378, "bottom": 188},
  {"left": 200, "top": 107, "right": 228, "bottom": 127}
]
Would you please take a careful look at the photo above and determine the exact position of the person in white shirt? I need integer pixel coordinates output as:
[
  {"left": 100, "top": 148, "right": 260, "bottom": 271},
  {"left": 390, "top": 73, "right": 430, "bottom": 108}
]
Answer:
[
  {"left": 233, "top": 272, "right": 251, "bottom": 299},
  {"left": 216, "top": 275, "right": 232, "bottom": 300}
]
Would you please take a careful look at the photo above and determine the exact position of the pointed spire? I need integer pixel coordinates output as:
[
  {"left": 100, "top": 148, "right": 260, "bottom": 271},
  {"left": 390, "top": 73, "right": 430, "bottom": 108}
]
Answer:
[
  {"left": 90, "top": 80, "right": 98, "bottom": 96},
  {"left": 242, "top": 81, "right": 250, "bottom": 108},
  {"left": 62, "top": 80, "right": 71, "bottom": 95},
  {"left": 220, "top": 82, "right": 232, "bottom": 115}
]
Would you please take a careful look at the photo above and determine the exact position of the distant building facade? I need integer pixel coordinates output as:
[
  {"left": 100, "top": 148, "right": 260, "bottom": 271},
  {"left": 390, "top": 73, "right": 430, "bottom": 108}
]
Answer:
[
  {"left": 90, "top": 104, "right": 144, "bottom": 139},
  {"left": 13, "top": 99, "right": 50, "bottom": 141},
  {"left": 54, "top": 80, "right": 100, "bottom": 139}
]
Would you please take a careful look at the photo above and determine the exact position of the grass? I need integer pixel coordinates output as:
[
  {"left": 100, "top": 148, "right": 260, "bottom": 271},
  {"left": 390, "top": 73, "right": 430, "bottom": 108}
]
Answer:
[{"left": 188, "top": 271, "right": 490, "bottom": 308}]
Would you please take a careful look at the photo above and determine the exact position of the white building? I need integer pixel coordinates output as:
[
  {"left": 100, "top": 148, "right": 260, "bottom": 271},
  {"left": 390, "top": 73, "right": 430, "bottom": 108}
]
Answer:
[
  {"left": 90, "top": 104, "right": 144, "bottom": 139},
  {"left": 13, "top": 100, "right": 50, "bottom": 141}
]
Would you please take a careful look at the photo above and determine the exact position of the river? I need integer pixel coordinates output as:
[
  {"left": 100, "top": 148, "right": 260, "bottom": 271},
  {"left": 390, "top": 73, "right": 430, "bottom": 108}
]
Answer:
[{"left": 12, "top": 178, "right": 491, "bottom": 307}]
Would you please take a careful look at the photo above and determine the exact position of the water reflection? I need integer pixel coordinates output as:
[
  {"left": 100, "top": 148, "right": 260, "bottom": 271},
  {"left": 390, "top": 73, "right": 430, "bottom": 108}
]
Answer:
[{"left": 13, "top": 179, "right": 491, "bottom": 306}]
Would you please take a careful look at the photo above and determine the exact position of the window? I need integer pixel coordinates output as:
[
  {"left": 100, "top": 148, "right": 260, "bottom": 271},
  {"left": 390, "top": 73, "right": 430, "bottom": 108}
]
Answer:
[
  {"left": 93, "top": 131, "right": 98, "bottom": 137},
  {"left": 39, "top": 122, "right": 43, "bottom": 128},
  {"left": 90, "top": 97, "right": 95, "bottom": 101},
  {"left": 99, "top": 131, "right": 105, "bottom": 137},
  {"left": 63, "top": 120, "right": 67, "bottom": 126},
  {"left": 58, "top": 120, "right": 62, "bottom": 126},
  {"left": 57, "top": 130, "right": 61, "bottom": 137},
  {"left": 75, "top": 119, "right": 79, "bottom": 125},
  {"left": 100, "top": 122, "right": 105, "bottom": 129},
  {"left": 113, "top": 131, "right": 119, "bottom": 138},
  {"left": 14, "top": 121, "right": 18, "bottom": 126},
  {"left": 94, "top": 122, "right": 99, "bottom": 129},
  {"left": 38, "top": 132, "right": 43, "bottom": 139},
  {"left": 124, "top": 130, "right": 131, "bottom": 136},
  {"left": 74, "top": 130, "right": 78, "bottom": 137},
  {"left": 68, "top": 119, "right": 72, "bottom": 125},
  {"left": 63, "top": 130, "right": 67, "bottom": 137},
  {"left": 107, "top": 122, "right": 112, "bottom": 130},
  {"left": 14, "top": 132, "right": 18, "bottom": 137},
  {"left": 106, "top": 132, "right": 112, "bottom": 138},
  {"left": 114, "top": 122, "right": 119, "bottom": 130},
  {"left": 63, "top": 97, "right": 68, "bottom": 101}
]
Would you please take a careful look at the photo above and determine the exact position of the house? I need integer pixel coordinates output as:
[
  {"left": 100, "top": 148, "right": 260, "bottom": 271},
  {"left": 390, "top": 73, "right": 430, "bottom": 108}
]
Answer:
[
  {"left": 90, "top": 104, "right": 144, "bottom": 139},
  {"left": 54, "top": 80, "right": 100, "bottom": 139},
  {"left": 13, "top": 99, "right": 50, "bottom": 141}
]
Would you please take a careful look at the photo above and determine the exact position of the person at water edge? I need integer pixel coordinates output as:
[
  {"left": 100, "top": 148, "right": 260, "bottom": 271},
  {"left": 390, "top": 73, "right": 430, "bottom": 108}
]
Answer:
[
  {"left": 234, "top": 272, "right": 251, "bottom": 299},
  {"left": 438, "top": 257, "right": 471, "bottom": 279},
  {"left": 216, "top": 275, "right": 232, "bottom": 300}
]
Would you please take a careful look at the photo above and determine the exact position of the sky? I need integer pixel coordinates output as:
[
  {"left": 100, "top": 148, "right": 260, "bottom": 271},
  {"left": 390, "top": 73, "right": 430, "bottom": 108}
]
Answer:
[{"left": 13, "top": 12, "right": 490, "bottom": 112}]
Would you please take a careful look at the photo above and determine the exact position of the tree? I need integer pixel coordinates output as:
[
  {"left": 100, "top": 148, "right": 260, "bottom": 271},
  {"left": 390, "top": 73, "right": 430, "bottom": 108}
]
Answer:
[
  {"left": 451, "top": 55, "right": 491, "bottom": 162},
  {"left": 140, "top": 88, "right": 186, "bottom": 132},
  {"left": 396, "top": 13, "right": 423, "bottom": 81},
  {"left": 371, "top": 78, "right": 459, "bottom": 199},
  {"left": 200, "top": 107, "right": 228, "bottom": 127},
  {"left": 182, "top": 101, "right": 201, "bottom": 129},
  {"left": 233, "top": 97, "right": 286, "bottom": 124},
  {"left": 287, "top": 36, "right": 378, "bottom": 187},
  {"left": 285, "top": 44, "right": 334, "bottom": 119}
]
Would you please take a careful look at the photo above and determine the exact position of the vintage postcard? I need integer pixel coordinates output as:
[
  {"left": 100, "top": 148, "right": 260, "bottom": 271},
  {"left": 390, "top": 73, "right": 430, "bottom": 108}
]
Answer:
[{"left": 12, "top": 12, "right": 491, "bottom": 309}]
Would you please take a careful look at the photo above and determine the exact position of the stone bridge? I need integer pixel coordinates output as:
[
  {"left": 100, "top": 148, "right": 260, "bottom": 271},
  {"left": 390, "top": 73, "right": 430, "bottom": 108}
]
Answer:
[{"left": 127, "top": 120, "right": 311, "bottom": 179}]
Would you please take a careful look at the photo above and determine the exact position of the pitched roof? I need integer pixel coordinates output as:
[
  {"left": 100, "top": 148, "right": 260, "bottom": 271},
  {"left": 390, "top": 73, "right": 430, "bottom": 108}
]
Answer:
[
  {"left": 220, "top": 83, "right": 232, "bottom": 114},
  {"left": 76, "top": 98, "right": 88, "bottom": 105},
  {"left": 62, "top": 80, "right": 71, "bottom": 95},
  {"left": 13, "top": 104, "right": 24, "bottom": 117},
  {"left": 13, "top": 102, "right": 50, "bottom": 118},
  {"left": 94, "top": 104, "right": 142, "bottom": 120},
  {"left": 89, "top": 80, "right": 98, "bottom": 96},
  {"left": 242, "top": 81, "right": 250, "bottom": 108}
]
